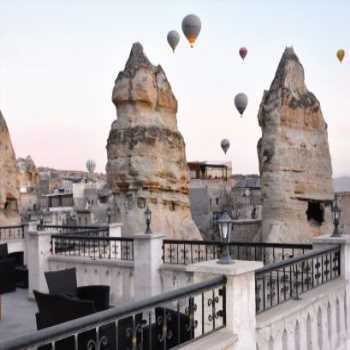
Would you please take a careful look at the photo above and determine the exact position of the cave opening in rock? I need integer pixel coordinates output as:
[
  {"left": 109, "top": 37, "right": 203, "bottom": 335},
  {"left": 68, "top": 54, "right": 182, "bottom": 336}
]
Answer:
[{"left": 306, "top": 201, "right": 324, "bottom": 226}]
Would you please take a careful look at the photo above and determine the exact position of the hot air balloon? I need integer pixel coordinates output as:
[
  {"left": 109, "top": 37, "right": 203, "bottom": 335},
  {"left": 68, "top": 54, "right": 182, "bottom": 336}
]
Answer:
[
  {"left": 239, "top": 47, "right": 248, "bottom": 60},
  {"left": 337, "top": 49, "right": 345, "bottom": 63},
  {"left": 167, "top": 30, "right": 180, "bottom": 52},
  {"left": 221, "top": 139, "right": 230, "bottom": 154},
  {"left": 86, "top": 159, "right": 96, "bottom": 174},
  {"left": 234, "top": 93, "right": 248, "bottom": 116},
  {"left": 182, "top": 14, "right": 201, "bottom": 48}
]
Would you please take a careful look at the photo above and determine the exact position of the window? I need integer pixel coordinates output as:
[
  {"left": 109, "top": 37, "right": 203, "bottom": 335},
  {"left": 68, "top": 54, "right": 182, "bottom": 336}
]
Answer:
[{"left": 306, "top": 201, "right": 324, "bottom": 226}]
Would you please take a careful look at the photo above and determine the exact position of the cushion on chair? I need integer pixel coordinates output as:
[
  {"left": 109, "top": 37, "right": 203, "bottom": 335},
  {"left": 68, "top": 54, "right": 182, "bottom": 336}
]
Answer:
[
  {"left": 77, "top": 285, "right": 110, "bottom": 312},
  {"left": 0, "top": 243, "right": 8, "bottom": 259},
  {"left": 0, "top": 258, "right": 16, "bottom": 294},
  {"left": 44, "top": 268, "right": 78, "bottom": 296},
  {"left": 8, "top": 251, "right": 24, "bottom": 267},
  {"left": 34, "top": 290, "right": 96, "bottom": 327}
]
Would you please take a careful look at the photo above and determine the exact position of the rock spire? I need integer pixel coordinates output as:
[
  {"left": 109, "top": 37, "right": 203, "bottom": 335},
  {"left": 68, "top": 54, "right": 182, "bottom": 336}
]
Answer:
[
  {"left": 0, "top": 110, "right": 20, "bottom": 225},
  {"left": 258, "top": 47, "right": 334, "bottom": 243},
  {"left": 106, "top": 43, "right": 201, "bottom": 239}
]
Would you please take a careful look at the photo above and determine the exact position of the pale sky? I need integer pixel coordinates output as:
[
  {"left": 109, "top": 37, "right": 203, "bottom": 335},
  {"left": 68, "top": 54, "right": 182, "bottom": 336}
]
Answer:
[{"left": 1, "top": 0, "right": 350, "bottom": 176}]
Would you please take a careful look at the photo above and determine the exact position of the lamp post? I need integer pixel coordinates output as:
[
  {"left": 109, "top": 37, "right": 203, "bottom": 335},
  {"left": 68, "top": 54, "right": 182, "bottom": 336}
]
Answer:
[
  {"left": 144, "top": 206, "right": 152, "bottom": 234},
  {"left": 106, "top": 207, "right": 112, "bottom": 224},
  {"left": 243, "top": 188, "right": 251, "bottom": 198},
  {"left": 216, "top": 211, "right": 234, "bottom": 264},
  {"left": 39, "top": 215, "right": 44, "bottom": 228},
  {"left": 27, "top": 208, "right": 32, "bottom": 222},
  {"left": 331, "top": 195, "right": 342, "bottom": 237}
]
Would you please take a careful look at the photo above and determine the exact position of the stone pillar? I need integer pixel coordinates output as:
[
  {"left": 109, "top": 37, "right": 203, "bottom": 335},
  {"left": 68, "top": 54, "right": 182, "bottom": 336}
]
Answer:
[
  {"left": 313, "top": 234, "right": 350, "bottom": 342},
  {"left": 109, "top": 222, "right": 122, "bottom": 259},
  {"left": 23, "top": 223, "right": 28, "bottom": 266},
  {"left": 109, "top": 222, "right": 122, "bottom": 238},
  {"left": 187, "top": 260, "right": 263, "bottom": 350},
  {"left": 27, "top": 221, "right": 52, "bottom": 299},
  {"left": 133, "top": 233, "right": 165, "bottom": 300}
]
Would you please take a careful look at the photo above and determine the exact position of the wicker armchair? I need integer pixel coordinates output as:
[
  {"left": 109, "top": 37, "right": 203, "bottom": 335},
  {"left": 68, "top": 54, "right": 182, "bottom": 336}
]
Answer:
[
  {"left": 0, "top": 258, "right": 16, "bottom": 293},
  {"left": 34, "top": 290, "right": 116, "bottom": 350},
  {"left": 44, "top": 268, "right": 110, "bottom": 311}
]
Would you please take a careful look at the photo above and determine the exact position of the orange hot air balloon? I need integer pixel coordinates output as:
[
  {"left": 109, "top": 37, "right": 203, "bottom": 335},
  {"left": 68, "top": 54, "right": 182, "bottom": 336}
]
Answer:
[
  {"left": 182, "top": 14, "right": 202, "bottom": 48},
  {"left": 337, "top": 49, "right": 345, "bottom": 63}
]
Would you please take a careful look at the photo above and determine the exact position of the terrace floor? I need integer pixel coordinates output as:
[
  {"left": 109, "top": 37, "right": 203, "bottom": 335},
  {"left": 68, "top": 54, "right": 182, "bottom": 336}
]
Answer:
[{"left": 0, "top": 289, "right": 37, "bottom": 342}]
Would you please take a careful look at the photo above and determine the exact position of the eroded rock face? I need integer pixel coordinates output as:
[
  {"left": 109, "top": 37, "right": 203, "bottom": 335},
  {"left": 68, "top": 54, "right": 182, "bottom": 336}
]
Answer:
[
  {"left": 17, "top": 156, "right": 40, "bottom": 192},
  {"left": 106, "top": 43, "right": 201, "bottom": 239},
  {"left": 17, "top": 156, "right": 40, "bottom": 217},
  {"left": 0, "top": 111, "right": 20, "bottom": 225},
  {"left": 258, "top": 48, "right": 334, "bottom": 243}
]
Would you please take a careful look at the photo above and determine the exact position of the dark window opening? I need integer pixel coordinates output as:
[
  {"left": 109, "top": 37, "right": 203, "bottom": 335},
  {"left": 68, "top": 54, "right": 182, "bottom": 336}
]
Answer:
[
  {"left": 306, "top": 202, "right": 324, "bottom": 226},
  {"left": 137, "top": 197, "right": 146, "bottom": 209},
  {"left": 4, "top": 197, "right": 17, "bottom": 212}
]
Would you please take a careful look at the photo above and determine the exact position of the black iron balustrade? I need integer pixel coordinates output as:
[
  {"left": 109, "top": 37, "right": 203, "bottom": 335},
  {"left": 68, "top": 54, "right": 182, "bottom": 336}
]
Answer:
[
  {"left": 51, "top": 235, "right": 134, "bottom": 261},
  {"left": 255, "top": 245, "right": 341, "bottom": 314},
  {"left": 162, "top": 239, "right": 313, "bottom": 265},
  {"left": 0, "top": 275, "right": 226, "bottom": 350},
  {"left": 40, "top": 225, "right": 109, "bottom": 237},
  {"left": 0, "top": 225, "right": 25, "bottom": 241}
]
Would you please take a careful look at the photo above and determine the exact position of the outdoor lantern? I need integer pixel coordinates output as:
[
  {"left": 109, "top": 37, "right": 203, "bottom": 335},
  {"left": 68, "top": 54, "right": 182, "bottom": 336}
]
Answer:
[
  {"left": 144, "top": 206, "right": 152, "bottom": 234},
  {"left": 331, "top": 197, "right": 342, "bottom": 237},
  {"left": 27, "top": 208, "right": 32, "bottom": 221},
  {"left": 106, "top": 207, "right": 112, "bottom": 224},
  {"left": 244, "top": 188, "right": 251, "bottom": 198},
  {"left": 216, "top": 211, "right": 234, "bottom": 264}
]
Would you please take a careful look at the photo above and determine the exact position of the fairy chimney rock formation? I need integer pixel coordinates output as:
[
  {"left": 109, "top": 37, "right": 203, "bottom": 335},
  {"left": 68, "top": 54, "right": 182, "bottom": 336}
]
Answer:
[
  {"left": 106, "top": 43, "right": 201, "bottom": 239},
  {"left": 258, "top": 48, "right": 334, "bottom": 243},
  {"left": 0, "top": 110, "right": 20, "bottom": 225}
]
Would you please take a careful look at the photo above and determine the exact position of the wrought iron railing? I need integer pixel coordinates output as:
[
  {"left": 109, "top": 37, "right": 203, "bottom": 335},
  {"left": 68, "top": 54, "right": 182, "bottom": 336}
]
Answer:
[
  {"left": 162, "top": 239, "right": 313, "bottom": 265},
  {"left": 0, "top": 276, "right": 226, "bottom": 350},
  {"left": 0, "top": 225, "right": 25, "bottom": 241},
  {"left": 51, "top": 235, "right": 134, "bottom": 261},
  {"left": 39, "top": 225, "right": 109, "bottom": 237},
  {"left": 255, "top": 245, "right": 341, "bottom": 314}
]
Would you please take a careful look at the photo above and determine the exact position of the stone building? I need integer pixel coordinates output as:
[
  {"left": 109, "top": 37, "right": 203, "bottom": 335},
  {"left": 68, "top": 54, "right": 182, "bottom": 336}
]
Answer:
[
  {"left": 40, "top": 177, "right": 110, "bottom": 225},
  {"left": 188, "top": 164, "right": 262, "bottom": 241},
  {"left": 231, "top": 175, "right": 262, "bottom": 220},
  {"left": 189, "top": 161, "right": 233, "bottom": 238},
  {"left": 258, "top": 47, "right": 334, "bottom": 243},
  {"left": 17, "top": 156, "right": 40, "bottom": 217},
  {"left": 0, "top": 110, "right": 20, "bottom": 225},
  {"left": 106, "top": 43, "right": 201, "bottom": 239}
]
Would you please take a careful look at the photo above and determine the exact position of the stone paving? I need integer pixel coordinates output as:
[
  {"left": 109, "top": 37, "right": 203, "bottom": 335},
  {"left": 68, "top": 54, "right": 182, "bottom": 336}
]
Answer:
[{"left": 0, "top": 289, "right": 37, "bottom": 342}]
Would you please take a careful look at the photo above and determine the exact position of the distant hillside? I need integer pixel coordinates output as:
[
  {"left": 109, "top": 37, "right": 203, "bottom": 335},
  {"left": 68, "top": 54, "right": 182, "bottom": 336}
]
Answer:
[{"left": 334, "top": 177, "right": 350, "bottom": 192}]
